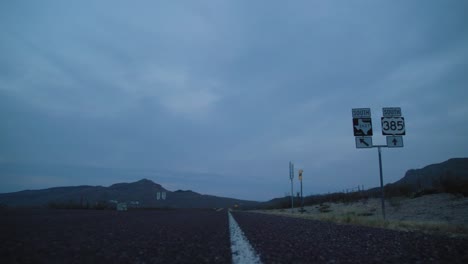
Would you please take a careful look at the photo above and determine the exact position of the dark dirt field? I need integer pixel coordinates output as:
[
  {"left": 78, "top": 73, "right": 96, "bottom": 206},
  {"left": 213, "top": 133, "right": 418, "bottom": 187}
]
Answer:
[{"left": 0, "top": 208, "right": 231, "bottom": 264}]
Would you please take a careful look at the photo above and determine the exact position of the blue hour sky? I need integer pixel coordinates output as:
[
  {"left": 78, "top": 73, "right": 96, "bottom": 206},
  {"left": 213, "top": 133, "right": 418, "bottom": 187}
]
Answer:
[{"left": 1, "top": 1, "right": 467, "bottom": 201}]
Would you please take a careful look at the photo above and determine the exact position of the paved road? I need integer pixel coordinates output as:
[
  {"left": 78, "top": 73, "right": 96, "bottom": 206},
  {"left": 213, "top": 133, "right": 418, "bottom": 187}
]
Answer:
[
  {"left": 1, "top": 209, "right": 467, "bottom": 263},
  {"left": 0, "top": 209, "right": 231, "bottom": 263}
]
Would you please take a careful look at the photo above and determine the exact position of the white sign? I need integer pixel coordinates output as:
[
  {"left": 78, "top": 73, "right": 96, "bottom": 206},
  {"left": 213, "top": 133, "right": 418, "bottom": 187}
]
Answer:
[
  {"left": 355, "top": 137, "right": 373, "bottom": 148},
  {"left": 381, "top": 117, "right": 405, "bottom": 135},
  {"left": 289, "top": 162, "right": 294, "bottom": 180},
  {"left": 352, "top": 108, "right": 371, "bottom": 118},
  {"left": 387, "top": 136, "right": 403, "bottom": 148},
  {"left": 382, "top": 107, "right": 402, "bottom": 117}
]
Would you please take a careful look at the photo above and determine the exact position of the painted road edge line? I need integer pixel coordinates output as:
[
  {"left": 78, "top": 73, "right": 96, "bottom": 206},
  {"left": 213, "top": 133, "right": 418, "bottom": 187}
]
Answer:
[{"left": 228, "top": 211, "right": 262, "bottom": 264}]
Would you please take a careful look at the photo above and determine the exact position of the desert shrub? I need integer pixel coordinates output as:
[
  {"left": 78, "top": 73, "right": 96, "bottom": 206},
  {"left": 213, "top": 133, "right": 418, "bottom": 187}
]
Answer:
[
  {"left": 389, "top": 197, "right": 403, "bottom": 209},
  {"left": 440, "top": 177, "right": 468, "bottom": 196},
  {"left": 357, "top": 211, "right": 374, "bottom": 216},
  {"left": 411, "top": 188, "right": 439, "bottom": 198},
  {"left": 384, "top": 184, "right": 412, "bottom": 198},
  {"left": 318, "top": 204, "right": 331, "bottom": 213},
  {"left": 48, "top": 200, "right": 112, "bottom": 210}
]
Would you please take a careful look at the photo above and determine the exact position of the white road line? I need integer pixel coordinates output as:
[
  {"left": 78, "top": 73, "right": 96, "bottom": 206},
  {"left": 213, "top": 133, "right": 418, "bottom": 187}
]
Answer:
[{"left": 228, "top": 211, "right": 262, "bottom": 264}]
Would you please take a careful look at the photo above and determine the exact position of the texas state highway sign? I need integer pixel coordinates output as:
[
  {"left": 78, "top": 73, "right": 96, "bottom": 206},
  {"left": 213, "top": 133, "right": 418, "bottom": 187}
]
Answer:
[{"left": 353, "top": 118, "right": 373, "bottom": 136}]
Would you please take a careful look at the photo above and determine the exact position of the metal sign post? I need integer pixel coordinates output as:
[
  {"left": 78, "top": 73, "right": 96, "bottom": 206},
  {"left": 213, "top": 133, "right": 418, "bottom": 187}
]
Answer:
[
  {"left": 377, "top": 145, "right": 386, "bottom": 220},
  {"left": 351, "top": 107, "right": 406, "bottom": 220},
  {"left": 298, "top": 169, "right": 304, "bottom": 213},
  {"left": 289, "top": 161, "right": 294, "bottom": 213}
]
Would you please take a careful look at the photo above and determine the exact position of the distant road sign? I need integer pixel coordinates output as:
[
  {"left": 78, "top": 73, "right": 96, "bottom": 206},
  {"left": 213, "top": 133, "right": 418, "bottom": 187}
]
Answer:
[
  {"left": 353, "top": 118, "right": 373, "bottom": 136},
  {"left": 355, "top": 137, "right": 373, "bottom": 148},
  {"left": 352, "top": 108, "right": 371, "bottom": 118},
  {"left": 382, "top": 107, "right": 402, "bottom": 117},
  {"left": 386, "top": 136, "right": 403, "bottom": 147},
  {"left": 381, "top": 117, "right": 405, "bottom": 135},
  {"left": 289, "top": 162, "right": 294, "bottom": 180}
]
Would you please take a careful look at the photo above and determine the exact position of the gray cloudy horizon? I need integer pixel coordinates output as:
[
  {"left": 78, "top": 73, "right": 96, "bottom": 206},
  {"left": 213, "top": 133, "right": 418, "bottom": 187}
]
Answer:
[{"left": 1, "top": 0, "right": 467, "bottom": 201}]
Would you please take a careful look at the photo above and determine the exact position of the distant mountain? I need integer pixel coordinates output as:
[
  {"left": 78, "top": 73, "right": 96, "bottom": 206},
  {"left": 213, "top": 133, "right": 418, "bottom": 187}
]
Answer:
[
  {"left": 391, "top": 158, "right": 468, "bottom": 190},
  {"left": 257, "top": 158, "right": 468, "bottom": 209},
  {"left": 0, "top": 179, "right": 259, "bottom": 209}
]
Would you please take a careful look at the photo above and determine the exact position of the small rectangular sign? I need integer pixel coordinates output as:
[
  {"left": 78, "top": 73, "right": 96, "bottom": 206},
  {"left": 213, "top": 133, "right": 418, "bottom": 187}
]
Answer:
[
  {"left": 352, "top": 108, "right": 371, "bottom": 118},
  {"left": 387, "top": 136, "right": 403, "bottom": 148},
  {"left": 355, "top": 137, "right": 373, "bottom": 148},
  {"left": 382, "top": 107, "right": 401, "bottom": 117}
]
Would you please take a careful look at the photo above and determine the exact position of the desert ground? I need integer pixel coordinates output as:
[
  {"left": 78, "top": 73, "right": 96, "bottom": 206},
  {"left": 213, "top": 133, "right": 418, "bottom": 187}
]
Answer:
[{"left": 254, "top": 193, "right": 468, "bottom": 237}]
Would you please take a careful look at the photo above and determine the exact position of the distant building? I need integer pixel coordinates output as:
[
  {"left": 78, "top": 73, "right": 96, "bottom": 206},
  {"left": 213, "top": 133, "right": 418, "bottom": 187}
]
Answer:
[
  {"left": 117, "top": 203, "right": 127, "bottom": 211},
  {"left": 157, "top": 191, "right": 167, "bottom": 200}
]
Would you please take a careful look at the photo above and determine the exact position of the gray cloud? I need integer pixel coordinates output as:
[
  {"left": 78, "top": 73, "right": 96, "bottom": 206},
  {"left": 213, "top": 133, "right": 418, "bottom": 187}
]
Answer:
[{"left": 1, "top": 0, "right": 467, "bottom": 200}]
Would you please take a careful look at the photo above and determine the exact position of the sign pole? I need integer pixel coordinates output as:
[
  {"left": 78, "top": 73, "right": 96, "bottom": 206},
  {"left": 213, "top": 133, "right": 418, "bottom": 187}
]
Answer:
[
  {"left": 300, "top": 177, "right": 303, "bottom": 213},
  {"left": 377, "top": 146, "right": 386, "bottom": 220},
  {"left": 289, "top": 162, "right": 294, "bottom": 213},
  {"left": 298, "top": 169, "right": 304, "bottom": 213},
  {"left": 291, "top": 178, "right": 294, "bottom": 213}
]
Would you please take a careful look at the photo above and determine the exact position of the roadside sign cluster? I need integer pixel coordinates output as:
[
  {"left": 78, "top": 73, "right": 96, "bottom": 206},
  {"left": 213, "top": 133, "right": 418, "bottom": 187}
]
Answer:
[
  {"left": 351, "top": 107, "right": 406, "bottom": 148},
  {"left": 350, "top": 107, "right": 407, "bottom": 220}
]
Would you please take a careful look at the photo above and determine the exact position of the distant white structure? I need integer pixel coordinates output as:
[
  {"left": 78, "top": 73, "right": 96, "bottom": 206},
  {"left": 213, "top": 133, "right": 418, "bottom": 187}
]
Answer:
[
  {"left": 156, "top": 192, "right": 167, "bottom": 200},
  {"left": 117, "top": 203, "right": 127, "bottom": 211}
]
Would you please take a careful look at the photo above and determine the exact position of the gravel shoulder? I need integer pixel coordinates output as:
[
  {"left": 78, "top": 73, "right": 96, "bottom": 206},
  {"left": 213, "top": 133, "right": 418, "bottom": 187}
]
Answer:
[{"left": 232, "top": 211, "right": 468, "bottom": 263}]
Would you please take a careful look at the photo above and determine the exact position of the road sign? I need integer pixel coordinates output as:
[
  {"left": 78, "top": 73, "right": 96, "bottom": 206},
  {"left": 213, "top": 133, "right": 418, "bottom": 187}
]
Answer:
[
  {"left": 386, "top": 136, "right": 403, "bottom": 148},
  {"left": 289, "top": 162, "right": 294, "bottom": 180},
  {"left": 355, "top": 137, "right": 373, "bottom": 148},
  {"left": 353, "top": 118, "right": 373, "bottom": 136},
  {"left": 352, "top": 108, "right": 371, "bottom": 118},
  {"left": 382, "top": 107, "right": 401, "bottom": 117},
  {"left": 381, "top": 117, "right": 405, "bottom": 135}
]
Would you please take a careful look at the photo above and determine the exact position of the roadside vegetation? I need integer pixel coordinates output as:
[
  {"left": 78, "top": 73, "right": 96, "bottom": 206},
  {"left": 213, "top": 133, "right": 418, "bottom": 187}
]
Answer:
[{"left": 253, "top": 177, "right": 468, "bottom": 237}]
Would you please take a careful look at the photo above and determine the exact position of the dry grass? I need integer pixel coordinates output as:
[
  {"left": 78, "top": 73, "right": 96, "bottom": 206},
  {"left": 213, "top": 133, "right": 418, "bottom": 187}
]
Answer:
[{"left": 252, "top": 194, "right": 468, "bottom": 238}]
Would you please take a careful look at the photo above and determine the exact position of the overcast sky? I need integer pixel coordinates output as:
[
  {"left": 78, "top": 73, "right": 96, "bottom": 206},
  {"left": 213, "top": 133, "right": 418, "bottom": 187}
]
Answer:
[{"left": 1, "top": 1, "right": 467, "bottom": 201}]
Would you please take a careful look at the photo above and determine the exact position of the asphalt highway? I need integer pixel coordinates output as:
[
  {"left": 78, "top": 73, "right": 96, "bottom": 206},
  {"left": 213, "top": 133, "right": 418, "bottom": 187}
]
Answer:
[{"left": 1, "top": 209, "right": 467, "bottom": 263}]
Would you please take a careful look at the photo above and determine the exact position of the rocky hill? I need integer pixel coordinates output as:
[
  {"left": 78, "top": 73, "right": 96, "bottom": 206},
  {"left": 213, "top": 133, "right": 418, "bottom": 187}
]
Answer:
[
  {"left": 390, "top": 158, "right": 468, "bottom": 191},
  {"left": 0, "top": 179, "right": 259, "bottom": 209}
]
